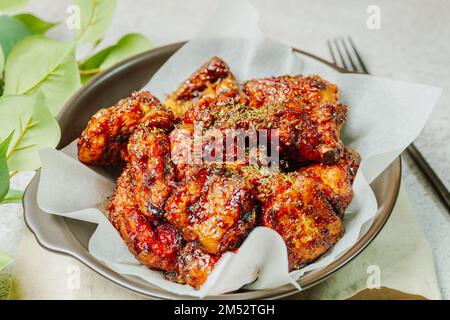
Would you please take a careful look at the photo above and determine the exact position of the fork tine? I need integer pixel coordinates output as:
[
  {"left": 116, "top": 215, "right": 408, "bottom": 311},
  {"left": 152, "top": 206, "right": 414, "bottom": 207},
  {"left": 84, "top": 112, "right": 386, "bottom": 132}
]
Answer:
[
  {"left": 333, "top": 38, "right": 348, "bottom": 70},
  {"left": 327, "top": 40, "right": 338, "bottom": 66},
  {"left": 340, "top": 38, "right": 358, "bottom": 72},
  {"left": 347, "top": 37, "right": 369, "bottom": 74}
]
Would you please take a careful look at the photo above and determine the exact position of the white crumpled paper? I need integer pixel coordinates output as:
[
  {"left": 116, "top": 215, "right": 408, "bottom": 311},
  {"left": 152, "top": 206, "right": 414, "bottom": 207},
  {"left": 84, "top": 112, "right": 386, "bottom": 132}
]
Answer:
[{"left": 36, "top": 0, "right": 441, "bottom": 297}]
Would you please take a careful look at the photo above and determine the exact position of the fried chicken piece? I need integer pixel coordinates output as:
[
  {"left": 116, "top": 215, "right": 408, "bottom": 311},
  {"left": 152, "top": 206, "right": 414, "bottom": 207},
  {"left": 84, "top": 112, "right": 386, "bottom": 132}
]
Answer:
[
  {"left": 243, "top": 75, "right": 339, "bottom": 110},
  {"left": 183, "top": 93, "right": 347, "bottom": 164},
  {"left": 168, "top": 123, "right": 199, "bottom": 181},
  {"left": 165, "top": 56, "right": 239, "bottom": 119},
  {"left": 165, "top": 242, "right": 219, "bottom": 290},
  {"left": 182, "top": 91, "right": 246, "bottom": 127},
  {"left": 262, "top": 179, "right": 343, "bottom": 270},
  {"left": 165, "top": 168, "right": 258, "bottom": 255},
  {"left": 78, "top": 91, "right": 173, "bottom": 166},
  {"left": 242, "top": 75, "right": 345, "bottom": 163},
  {"left": 301, "top": 148, "right": 360, "bottom": 218},
  {"left": 277, "top": 101, "right": 347, "bottom": 164},
  {"left": 108, "top": 166, "right": 182, "bottom": 271},
  {"left": 127, "top": 126, "right": 175, "bottom": 220},
  {"left": 169, "top": 122, "right": 264, "bottom": 181},
  {"left": 256, "top": 149, "right": 360, "bottom": 270}
]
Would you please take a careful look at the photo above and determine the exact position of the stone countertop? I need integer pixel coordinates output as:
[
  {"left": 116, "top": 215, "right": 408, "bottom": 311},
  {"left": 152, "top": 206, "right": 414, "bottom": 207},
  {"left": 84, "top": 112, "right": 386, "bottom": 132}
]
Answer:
[{"left": 1, "top": 0, "right": 449, "bottom": 299}]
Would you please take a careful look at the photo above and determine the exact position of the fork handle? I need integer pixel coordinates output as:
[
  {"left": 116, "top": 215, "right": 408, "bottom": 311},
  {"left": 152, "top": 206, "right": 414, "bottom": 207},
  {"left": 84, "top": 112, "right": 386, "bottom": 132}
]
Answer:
[
  {"left": 406, "top": 144, "right": 450, "bottom": 212},
  {"left": 316, "top": 40, "right": 450, "bottom": 213}
]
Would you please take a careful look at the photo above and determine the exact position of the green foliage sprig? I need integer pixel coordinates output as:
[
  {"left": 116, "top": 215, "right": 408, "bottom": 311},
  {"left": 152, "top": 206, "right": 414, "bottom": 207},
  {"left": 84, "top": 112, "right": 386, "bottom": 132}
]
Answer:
[{"left": 0, "top": 0, "right": 154, "bottom": 204}]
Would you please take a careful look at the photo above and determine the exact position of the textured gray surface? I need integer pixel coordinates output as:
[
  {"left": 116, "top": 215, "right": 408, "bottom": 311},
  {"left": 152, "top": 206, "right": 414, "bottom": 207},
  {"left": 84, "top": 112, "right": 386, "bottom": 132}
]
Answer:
[{"left": 1, "top": 0, "right": 449, "bottom": 299}]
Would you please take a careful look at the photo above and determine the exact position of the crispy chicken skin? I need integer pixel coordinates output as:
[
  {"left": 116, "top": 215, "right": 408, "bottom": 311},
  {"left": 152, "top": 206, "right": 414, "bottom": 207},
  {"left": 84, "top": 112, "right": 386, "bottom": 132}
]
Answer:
[
  {"left": 165, "top": 56, "right": 239, "bottom": 119},
  {"left": 108, "top": 166, "right": 182, "bottom": 271},
  {"left": 165, "top": 168, "right": 258, "bottom": 255},
  {"left": 78, "top": 91, "right": 173, "bottom": 166},
  {"left": 166, "top": 242, "right": 219, "bottom": 289},
  {"left": 242, "top": 75, "right": 344, "bottom": 163},
  {"left": 168, "top": 123, "right": 199, "bottom": 181},
  {"left": 127, "top": 126, "right": 175, "bottom": 220},
  {"left": 109, "top": 166, "right": 219, "bottom": 285},
  {"left": 262, "top": 177, "right": 344, "bottom": 270},
  {"left": 169, "top": 122, "right": 260, "bottom": 181},
  {"left": 243, "top": 75, "right": 339, "bottom": 109},
  {"left": 183, "top": 93, "right": 347, "bottom": 164},
  {"left": 301, "top": 148, "right": 360, "bottom": 218},
  {"left": 278, "top": 101, "right": 347, "bottom": 164},
  {"left": 255, "top": 149, "right": 360, "bottom": 270}
]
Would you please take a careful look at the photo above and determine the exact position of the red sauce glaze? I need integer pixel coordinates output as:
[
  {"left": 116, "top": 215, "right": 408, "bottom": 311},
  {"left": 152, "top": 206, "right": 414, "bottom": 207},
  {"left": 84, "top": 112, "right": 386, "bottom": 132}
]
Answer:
[{"left": 90, "top": 57, "right": 361, "bottom": 290}]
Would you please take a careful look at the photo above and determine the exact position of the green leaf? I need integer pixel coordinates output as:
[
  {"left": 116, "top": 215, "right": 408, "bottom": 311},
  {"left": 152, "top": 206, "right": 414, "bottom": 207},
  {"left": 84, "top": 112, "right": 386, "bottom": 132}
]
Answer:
[
  {"left": 0, "top": 93, "right": 60, "bottom": 171},
  {"left": 100, "top": 34, "right": 153, "bottom": 68},
  {"left": 75, "top": 0, "right": 116, "bottom": 45},
  {"left": 0, "top": 131, "right": 13, "bottom": 202},
  {"left": 79, "top": 46, "right": 112, "bottom": 70},
  {"left": 14, "top": 13, "right": 57, "bottom": 34},
  {"left": 1, "top": 189, "right": 23, "bottom": 204},
  {"left": 0, "top": 0, "right": 28, "bottom": 13},
  {"left": 79, "top": 45, "right": 112, "bottom": 83},
  {"left": 4, "top": 35, "right": 81, "bottom": 115},
  {"left": 0, "top": 16, "right": 32, "bottom": 59},
  {"left": 80, "top": 33, "right": 152, "bottom": 83}
]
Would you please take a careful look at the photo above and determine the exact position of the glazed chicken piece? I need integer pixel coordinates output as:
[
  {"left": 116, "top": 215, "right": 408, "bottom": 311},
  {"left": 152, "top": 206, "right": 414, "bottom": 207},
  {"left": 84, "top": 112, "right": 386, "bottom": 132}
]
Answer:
[
  {"left": 169, "top": 122, "right": 266, "bottom": 181},
  {"left": 242, "top": 75, "right": 339, "bottom": 109},
  {"left": 168, "top": 123, "right": 200, "bottom": 181},
  {"left": 182, "top": 91, "right": 246, "bottom": 127},
  {"left": 255, "top": 149, "right": 360, "bottom": 270},
  {"left": 276, "top": 101, "right": 347, "bottom": 164},
  {"left": 108, "top": 166, "right": 182, "bottom": 271},
  {"left": 183, "top": 93, "right": 347, "bottom": 164},
  {"left": 301, "top": 148, "right": 360, "bottom": 218},
  {"left": 127, "top": 126, "right": 175, "bottom": 220},
  {"left": 165, "top": 56, "right": 239, "bottom": 119},
  {"left": 78, "top": 91, "right": 173, "bottom": 166},
  {"left": 242, "top": 75, "right": 345, "bottom": 164},
  {"left": 166, "top": 242, "right": 219, "bottom": 290},
  {"left": 165, "top": 168, "right": 258, "bottom": 255}
]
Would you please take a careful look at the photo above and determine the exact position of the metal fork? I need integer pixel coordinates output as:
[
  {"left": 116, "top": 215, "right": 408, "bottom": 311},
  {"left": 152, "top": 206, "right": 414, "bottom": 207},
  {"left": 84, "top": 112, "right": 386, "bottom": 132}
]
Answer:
[{"left": 327, "top": 37, "right": 450, "bottom": 213}]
